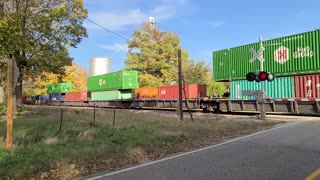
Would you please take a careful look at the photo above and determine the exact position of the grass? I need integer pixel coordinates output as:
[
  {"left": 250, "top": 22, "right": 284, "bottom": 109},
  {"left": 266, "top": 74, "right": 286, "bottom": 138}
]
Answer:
[
  {"left": 0, "top": 103, "right": 6, "bottom": 117},
  {"left": 0, "top": 106, "right": 281, "bottom": 179}
]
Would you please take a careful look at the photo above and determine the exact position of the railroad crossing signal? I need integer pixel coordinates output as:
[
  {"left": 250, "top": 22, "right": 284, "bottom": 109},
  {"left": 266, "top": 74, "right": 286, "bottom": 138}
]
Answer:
[
  {"left": 246, "top": 71, "right": 274, "bottom": 82},
  {"left": 248, "top": 46, "right": 274, "bottom": 82},
  {"left": 249, "top": 47, "right": 265, "bottom": 63}
]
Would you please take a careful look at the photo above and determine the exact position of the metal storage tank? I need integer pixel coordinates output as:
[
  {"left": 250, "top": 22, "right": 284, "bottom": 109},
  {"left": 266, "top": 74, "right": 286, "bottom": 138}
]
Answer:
[
  {"left": 213, "top": 30, "right": 320, "bottom": 81},
  {"left": 89, "top": 57, "right": 111, "bottom": 77}
]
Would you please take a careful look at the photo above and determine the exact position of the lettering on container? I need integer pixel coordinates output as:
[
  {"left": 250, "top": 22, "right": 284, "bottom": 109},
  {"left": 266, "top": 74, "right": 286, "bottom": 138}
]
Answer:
[
  {"left": 307, "top": 90, "right": 312, "bottom": 98},
  {"left": 98, "top": 79, "right": 106, "bottom": 86},
  {"left": 306, "top": 80, "right": 312, "bottom": 87},
  {"left": 160, "top": 89, "right": 166, "bottom": 95},
  {"left": 274, "top": 46, "right": 290, "bottom": 64},
  {"left": 294, "top": 47, "right": 314, "bottom": 58},
  {"left": 141, "top": 95, "right": 158, "bottom": 99}
]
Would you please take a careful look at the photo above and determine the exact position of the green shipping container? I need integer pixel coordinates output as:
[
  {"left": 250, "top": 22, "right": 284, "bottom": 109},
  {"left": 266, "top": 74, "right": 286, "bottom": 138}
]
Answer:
[
  {"left": 87, "top": 70, "right": 138, "bottom": 92},
  {"left": 213, "top": 30, "right": 320, "bottom": 81},
  {"left": 47, "top": 82, "right": 72, "bottom": 94},
  {"left": 91, "top": 90, "right": 132, "bottom": 100},
  {"left": 231, "top": 77, "right": 294, "bottom": 99}
]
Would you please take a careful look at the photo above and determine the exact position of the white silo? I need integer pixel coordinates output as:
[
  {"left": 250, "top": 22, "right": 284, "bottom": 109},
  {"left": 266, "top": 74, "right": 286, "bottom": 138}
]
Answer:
[{"left": 89, "top": 57, "right": 111, "bottom": 76}]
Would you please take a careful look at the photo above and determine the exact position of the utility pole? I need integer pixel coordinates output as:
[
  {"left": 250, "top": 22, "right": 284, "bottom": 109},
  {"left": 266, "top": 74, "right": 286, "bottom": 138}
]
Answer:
[
  {"left": 259, "top": 37, "right": 267, "bottom": 120},
  {"left": 6, "top": 58, "right": 14, "bottom": 151},
  {"left": 178, "top": 50, "right": 183, "bottom": 121}
]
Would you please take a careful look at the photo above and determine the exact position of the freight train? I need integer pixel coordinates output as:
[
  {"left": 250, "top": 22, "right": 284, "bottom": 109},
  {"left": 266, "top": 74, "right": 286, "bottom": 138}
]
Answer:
[
  {"left": 23, "top": 70, "right": 208, "bottom": 105},
  {"left": 213, "top": 29, "right": 320, "bottom": 100},
  {"left": 23, "top": 29, "right": 320, "bottom": 107}
]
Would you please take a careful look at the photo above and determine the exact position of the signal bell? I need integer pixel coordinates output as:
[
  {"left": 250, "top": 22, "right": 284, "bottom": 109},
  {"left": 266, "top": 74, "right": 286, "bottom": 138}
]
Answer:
[{"left": 246, "top": 71, "right": 274, "bottom": 82}]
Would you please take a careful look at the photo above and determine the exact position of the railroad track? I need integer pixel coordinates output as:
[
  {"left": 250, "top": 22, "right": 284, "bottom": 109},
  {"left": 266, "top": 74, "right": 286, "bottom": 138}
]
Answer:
[{"left": 23, "top": 100, "right": 320, "bottom": 117}]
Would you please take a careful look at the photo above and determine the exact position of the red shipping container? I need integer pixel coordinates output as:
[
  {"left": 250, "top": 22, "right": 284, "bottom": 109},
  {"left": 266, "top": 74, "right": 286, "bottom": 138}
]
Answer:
[
  {"left": 294, "top": 74, "right": 320, "bottom": 98},
  {"left": 65, "top": 92, "right": 90, "bottom": 101},
  {"left": 158, "top": 84, "right": 206, "bottom": 99}
]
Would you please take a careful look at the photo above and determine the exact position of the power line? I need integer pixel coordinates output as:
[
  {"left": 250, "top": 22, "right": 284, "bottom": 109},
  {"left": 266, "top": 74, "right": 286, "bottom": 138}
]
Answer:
[{"left": 86, "top": 18, "right": 130, "bottom": 41}]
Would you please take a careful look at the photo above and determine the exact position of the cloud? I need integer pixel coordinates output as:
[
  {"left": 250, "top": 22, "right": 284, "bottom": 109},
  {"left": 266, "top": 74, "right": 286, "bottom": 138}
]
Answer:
[
  {"left": 208, "top": 21, "right": 225, "bottom": 29},
  {"left": 86, "top": 9, "right": 146, "bottom": 30},
  {"left": 85, "top": 0, "right": 194, "bottom": 30},
  {"left": 97, "top": 43, "right": 128, "bottom": 52}
]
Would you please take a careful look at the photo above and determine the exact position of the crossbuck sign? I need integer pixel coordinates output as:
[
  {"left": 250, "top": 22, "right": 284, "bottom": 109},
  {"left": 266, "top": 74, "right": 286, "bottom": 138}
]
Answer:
[{"left": 249, "top": 47, "right": 265, "bottom": 63}]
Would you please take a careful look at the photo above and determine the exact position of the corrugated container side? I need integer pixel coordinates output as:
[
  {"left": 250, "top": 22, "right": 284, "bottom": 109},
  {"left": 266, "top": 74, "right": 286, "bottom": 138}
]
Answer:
[
  {"left": 87, "top": 70, "right": 138, "bottom": 91},
  {"left": 61, "top": 82, "right": 72, "bottom": 93},
  {"left": 65, "top": 92, "right": 89, "bottom": 101},
  {"left": 91, "top": 90, "right": 132, "bottom": 101},
  {"left": 120, "top": 71, "right": 139, "bottom": 89},
  {"left": 158, "top": 84, "right": 206, "bottom": 99},
  {"left": 294, "top": 74, "right": 320, "bottom": 98},
  {"left": 49, "top": 94, "right": 65, "bottom": 101},
  {"left": 187, "top": 84, "right": 207, "bottom": 98},
  {"left": 135, "top": 87, "right": 159, "bottom": 99},
  {"left": 231, "top": 77, "right": 294, "bottom": 99},
  {"left": 47, "top": 82, "right": 72, "bottom": 94},
  {"left": 214, "top": 30, "right": 320, "bottom": 81},
  {"left": 159, "top": 85, "right": 180, "bottom": 99}
]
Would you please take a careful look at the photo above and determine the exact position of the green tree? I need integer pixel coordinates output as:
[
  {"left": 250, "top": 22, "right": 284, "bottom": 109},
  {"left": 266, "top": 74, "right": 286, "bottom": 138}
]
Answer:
[
  {"left": 0, "top": 0, "right": 87, "bottom": 106},
  {"left": 182, "top": 60, "right": 210, "bottom": 84},
  {"left": 206, "top": 81, "right": 228, "bottom": 97},
  {"left": 23, "top": 61, "right": 87, "bottom": 96},
  {"left": 126, "top": 22, "right": 189, "bottom": 87},
  {"left": 126, "top": 22, "right": 210, "bottom": 87}
]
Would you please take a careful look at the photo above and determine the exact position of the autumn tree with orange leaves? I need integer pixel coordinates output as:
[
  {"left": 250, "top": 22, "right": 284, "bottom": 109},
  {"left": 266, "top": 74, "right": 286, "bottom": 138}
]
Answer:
[{"left": 23, "top": 62, "right": 87, "bottom": 96}]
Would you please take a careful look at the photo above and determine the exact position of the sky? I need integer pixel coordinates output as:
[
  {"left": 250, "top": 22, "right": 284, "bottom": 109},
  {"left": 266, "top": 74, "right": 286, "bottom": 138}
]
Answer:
[{"left": 68, "top": 0, "right": 320, "bottom": 73}]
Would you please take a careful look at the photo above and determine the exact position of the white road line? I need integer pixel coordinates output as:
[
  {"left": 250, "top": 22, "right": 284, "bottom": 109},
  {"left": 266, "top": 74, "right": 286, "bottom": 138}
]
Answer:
[{"left": 85, "top": 121, "right": 305, "bottom": 180}]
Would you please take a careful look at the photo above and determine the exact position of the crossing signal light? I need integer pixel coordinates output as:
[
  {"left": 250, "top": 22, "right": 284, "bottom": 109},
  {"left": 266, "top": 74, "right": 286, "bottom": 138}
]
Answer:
[
  {"left": 246, "top": 72, "right": 256, "bottom": 82},
  {"left": 246, "top": 71, "right": 274, "bottom": 82}
]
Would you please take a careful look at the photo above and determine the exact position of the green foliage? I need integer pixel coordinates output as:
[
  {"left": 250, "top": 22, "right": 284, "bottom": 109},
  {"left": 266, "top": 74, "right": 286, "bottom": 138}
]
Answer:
[
  {"left": 125, "top": 22, "right": 211, "bottom": 87},
  {"left": 207, "top": 81, "right": 228, "bottom": 96},
  {"left": 0, "top": 103, "right": 5, "bottom": 115},
  {"left": 182, "top": 60, "right": 210, "bottom": 84},
  {"left": 126, "top": 22, "right": 184, "bottom": 87},
  {"left": 0, "top": 0, "right": 88, "bottom": 101}
]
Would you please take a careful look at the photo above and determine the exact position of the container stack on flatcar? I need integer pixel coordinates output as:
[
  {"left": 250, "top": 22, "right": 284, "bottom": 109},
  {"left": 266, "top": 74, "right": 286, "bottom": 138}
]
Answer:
[
  {"left": 87, "top": 70, "right": 139, "bottom": 101},
  {"left": 47, "top": 82, "right": 73, "bottom": 101},
  {"left": 213, "top": 29, "right": 320, "bottom": 99}
]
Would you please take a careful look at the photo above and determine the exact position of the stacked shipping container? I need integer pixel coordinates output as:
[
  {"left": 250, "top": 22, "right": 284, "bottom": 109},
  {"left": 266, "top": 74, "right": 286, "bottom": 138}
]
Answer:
[
  {"left": 213, "top": 29, "right": 320, "bottom": 99},
  {"left": 87, "top": 70, "right": 138, "bottom": 101},
  {"left": 294, "top": 74, "right": 320, "bottom": 98},
  {"left": 47, "top": 82, "right": 72, "bottom": 94},
  {"left": 213, "top": 30, "right": 320, "bottom": 81},
  {"left": 231, "top": 77, "right": 294, "bottom": 99},
  {"left": 46, "top": 82, "right": 73, "bottom": 101}
]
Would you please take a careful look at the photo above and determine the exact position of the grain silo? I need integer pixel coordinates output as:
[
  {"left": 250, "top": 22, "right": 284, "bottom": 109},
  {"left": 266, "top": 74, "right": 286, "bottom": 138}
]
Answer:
[{"left": 89, "top": 57, "right": 111, "bottom": 77}]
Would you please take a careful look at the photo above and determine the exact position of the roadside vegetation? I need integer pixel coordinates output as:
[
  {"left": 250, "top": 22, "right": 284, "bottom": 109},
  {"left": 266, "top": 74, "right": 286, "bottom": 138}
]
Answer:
[
  {"left": 0, "top": 103, "right": 5, "bottom": 116},
  {"left": 0, "top": 106, "right": 281, "bottom": 179}
]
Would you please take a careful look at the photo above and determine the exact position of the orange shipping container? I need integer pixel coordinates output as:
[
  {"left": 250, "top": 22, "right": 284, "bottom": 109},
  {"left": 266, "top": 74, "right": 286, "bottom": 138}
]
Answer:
[{"left": 135, "top": 87, "right": 159, "bottom": 99}]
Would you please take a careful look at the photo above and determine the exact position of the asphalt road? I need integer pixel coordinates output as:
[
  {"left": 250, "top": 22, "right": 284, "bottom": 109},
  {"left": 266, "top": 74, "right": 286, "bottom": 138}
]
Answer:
[{"left": 82, "top": 119, "right": 320, "bottom": 180}]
